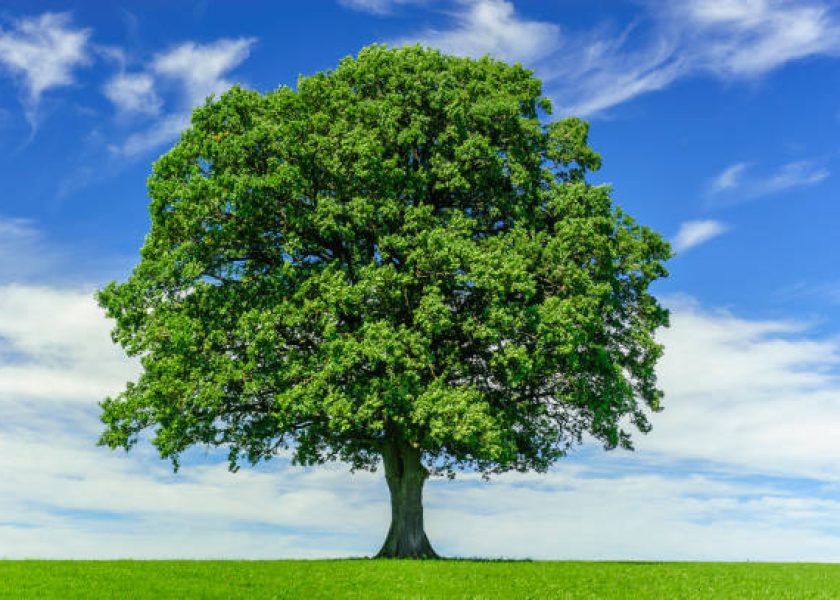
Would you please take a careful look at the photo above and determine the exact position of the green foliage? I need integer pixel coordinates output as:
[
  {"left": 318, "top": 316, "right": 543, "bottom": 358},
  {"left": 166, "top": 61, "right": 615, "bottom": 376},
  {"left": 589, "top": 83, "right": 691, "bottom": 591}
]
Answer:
[
  {"left": 98, "top": 44, "right": 671, "bottom": 476},
  {"left": 2, "top": 561, "right": 838, "bottom": 599}
]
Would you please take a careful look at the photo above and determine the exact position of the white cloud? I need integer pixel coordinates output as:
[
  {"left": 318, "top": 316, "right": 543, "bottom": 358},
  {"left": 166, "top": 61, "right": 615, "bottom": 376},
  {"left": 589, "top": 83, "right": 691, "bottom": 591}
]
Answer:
[
  {"left": 102, "top": 72, "right": 161, "bottom": 116},
  {"left": 672, "top": 220, "right": 728, "bottom": 252},
  {"left": 3, "top": 277, "right": 840, "bottom": 558},
  {"left": 542, "top": 26, "right": 686, "bottom": 117},
  {"left": 708, "top": 159, "right": 829, "bottom": 202},
  {"left": 391, "top": 0, "right": 839, "bottom": 116},
  {"left": 0, "top": 216, "right": 56, "bottom": 282},
  {"left": 558, "top": 0, "right": 840, "bottom": 115},
  {"left": 4, "top": 218, "right": 840, "bottom": 560},
  {"left": 756, "top": 160, "right": 830, "bottom": 195},
  {"left": 0, "top": 215, "right": 127, "bottom": 284},
  {"left": 0, "top": 283, "right": 380, "bottom": 557},
  {"left": 643, "top": 298, "right": 840, "bottom": 481},
  {"left": 151, "top": 38, "right": 255, "bottom": 107},
  {"left": 774, "top": 279, "right": 840, "bottom": 306},
  {"left": 0, "top": 216, "right": 39, "bottom": 245},
  {"left": 393, "top": 0, "right": 561, "bottom": 65},
  {"left": 339, "top": 0, "right": 429, "bottom": 15},
  {"left": 430, "top": 466, "right": 840, "bottom": 561},
  {"left": 710, "top": 161, "right": 749, "bottom": 192},
  {"left": 0, "top": 285, "right": 139, "bottom": 401},
  {"left": 110, "top": 38, "right": 255, "bottom": 157},
  {"left": 0, "top": 12, "right": 90, "bottom": 125},
  {"left": 667, "top": 0, "right": 840, "bottom": 76},
  {"left": 114, "top": 112, "right": 190, "bottom": 157}
]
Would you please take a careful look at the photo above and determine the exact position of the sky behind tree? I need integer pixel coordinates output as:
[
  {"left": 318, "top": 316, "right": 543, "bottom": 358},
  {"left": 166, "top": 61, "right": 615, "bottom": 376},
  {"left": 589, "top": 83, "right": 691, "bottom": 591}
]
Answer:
[{"left": 1, "top": 0, "right": 840, "bottom": 560}]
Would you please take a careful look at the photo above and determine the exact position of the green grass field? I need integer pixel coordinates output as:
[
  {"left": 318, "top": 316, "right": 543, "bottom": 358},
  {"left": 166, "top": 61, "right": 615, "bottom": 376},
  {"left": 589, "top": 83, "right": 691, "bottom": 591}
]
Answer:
[{"left": 1, "top": 560, "right": 838, "bottom": 599}]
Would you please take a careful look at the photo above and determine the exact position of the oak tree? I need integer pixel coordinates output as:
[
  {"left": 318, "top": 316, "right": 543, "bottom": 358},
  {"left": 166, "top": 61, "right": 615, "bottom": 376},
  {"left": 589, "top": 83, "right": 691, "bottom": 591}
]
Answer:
[{"left": 98, "top": 45, "right": 671, "bottom": 558}]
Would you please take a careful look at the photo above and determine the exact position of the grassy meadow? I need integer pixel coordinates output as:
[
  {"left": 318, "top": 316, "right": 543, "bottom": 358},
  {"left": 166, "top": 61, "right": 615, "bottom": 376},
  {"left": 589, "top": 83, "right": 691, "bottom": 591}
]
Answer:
[{"left": 1, "top": 560, "right": 839, "bottom": 599}]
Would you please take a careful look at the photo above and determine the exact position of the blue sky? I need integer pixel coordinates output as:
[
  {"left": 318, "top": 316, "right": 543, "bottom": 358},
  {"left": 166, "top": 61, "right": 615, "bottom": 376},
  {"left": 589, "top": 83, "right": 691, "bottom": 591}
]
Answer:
[{"left": 1, "top": 0, "right": 840, "bottom": 559}]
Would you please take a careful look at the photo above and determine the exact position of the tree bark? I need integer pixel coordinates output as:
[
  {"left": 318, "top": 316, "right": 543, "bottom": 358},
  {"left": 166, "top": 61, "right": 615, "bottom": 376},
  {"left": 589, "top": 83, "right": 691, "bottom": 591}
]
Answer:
[{"left": 375, "top": 441, "right": 438, "bottom": 559}]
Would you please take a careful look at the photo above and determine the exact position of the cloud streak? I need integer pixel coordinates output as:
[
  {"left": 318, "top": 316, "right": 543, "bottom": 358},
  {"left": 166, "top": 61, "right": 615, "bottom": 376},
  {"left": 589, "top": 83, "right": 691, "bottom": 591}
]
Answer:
[
  {"left": 708, "top": 159, "right": 829, "bottom": 203},
  {"left": 390, "top": 0, "right": 840, "bottom": 117},
  {"left": 664, "top": 0, "right": 840, "bottom": 76},
  {"left": 555, "top": 0, "right": 840, "bottom": 116},
  {"left": 339, "top": 0, "right": 431, "bottom": 15},
  {"left": 672, "top": 220, "right": 728, "bottom": 252},
  {"left": 0, "top": 216, "right": 58, "bottom": 282},
  {"left": 710, "top": 161, "right": 750, "bottom": 193}
]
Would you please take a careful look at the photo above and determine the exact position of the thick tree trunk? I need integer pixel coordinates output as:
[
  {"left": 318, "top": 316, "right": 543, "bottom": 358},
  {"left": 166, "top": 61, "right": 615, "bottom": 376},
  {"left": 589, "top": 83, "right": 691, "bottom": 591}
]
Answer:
[{"left": 375, "top": 441, "right": 438, "bottom": 559}]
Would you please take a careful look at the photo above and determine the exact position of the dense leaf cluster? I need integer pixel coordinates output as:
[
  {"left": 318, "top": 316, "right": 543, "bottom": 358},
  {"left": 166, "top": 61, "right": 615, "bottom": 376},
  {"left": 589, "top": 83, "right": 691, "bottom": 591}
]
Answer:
[{"left": 99, "top": 45, "right": 670, "bottom": 476}]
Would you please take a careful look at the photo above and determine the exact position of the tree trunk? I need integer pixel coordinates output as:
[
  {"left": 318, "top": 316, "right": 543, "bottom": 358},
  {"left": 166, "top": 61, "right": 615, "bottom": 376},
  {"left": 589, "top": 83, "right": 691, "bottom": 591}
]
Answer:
[{"left": 375, "top": 441, "right": 438, "bottom": 559}]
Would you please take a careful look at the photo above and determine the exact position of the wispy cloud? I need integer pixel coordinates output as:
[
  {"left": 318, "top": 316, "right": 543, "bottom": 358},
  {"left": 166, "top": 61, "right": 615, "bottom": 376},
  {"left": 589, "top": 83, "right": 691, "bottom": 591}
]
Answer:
[
  {"left": 553, "top": 0, "right": 840, "bottom": 116},
  {"left": 117, "top": 113, "right": 190, "bottom": 157},
  {"left": 665, "top": 0, "right": 840, "bottom": 76},
  {"left": 339, "top": 0, "right": 431, "bottom": 15},
  {"left": 0, "top": 214, "right": 131, "bottom": 285},
  {"left": 543, "top": 26, "right": 687, "bottom": 117},
  {"left": 756, "top": 160, "right": 830, "bottom": 195},
  {"left": 0, "top": 216, "right": 38, "bottom": 241},
  {"left": 391, "top": 0, "right": 840, "bottom": 117},
  {"left": 708, "top": 159, "right": 829, "bottom": 202},
  {"left": 553, "top": 0, "right": 840, "bottom": 115},
  {"left": 393, "top": 0, "right": 561, "bottom": 65},
  {"left": 774, "top": 279, "right": 840, "bottom": 306},
  {"left": 710, "top": 161, "right": 750, "bottom": 193},
  {"left": 672, "top": 220, "right": 728, "bottom": 252},
  {"left": 108, "top": 38, "right": 255, "bottom": 157},
  {"left": 0, "top": 12, "right": 90, "bottom": 126},
  {"left": 0, "top": 216, "right": 57, "bottom": 282}
]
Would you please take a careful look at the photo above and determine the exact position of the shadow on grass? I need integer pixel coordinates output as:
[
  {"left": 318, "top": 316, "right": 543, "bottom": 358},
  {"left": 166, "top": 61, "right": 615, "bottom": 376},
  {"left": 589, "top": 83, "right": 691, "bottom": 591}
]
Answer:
[{"left": 351, "top": 556, "right": 534, "bottom": 563}]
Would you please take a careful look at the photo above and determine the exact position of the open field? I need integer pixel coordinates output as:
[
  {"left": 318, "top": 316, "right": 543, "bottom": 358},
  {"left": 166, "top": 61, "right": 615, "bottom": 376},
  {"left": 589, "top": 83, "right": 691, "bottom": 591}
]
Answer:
[{"left": 1, "top": 560, "right": 839, "bottom": 599}]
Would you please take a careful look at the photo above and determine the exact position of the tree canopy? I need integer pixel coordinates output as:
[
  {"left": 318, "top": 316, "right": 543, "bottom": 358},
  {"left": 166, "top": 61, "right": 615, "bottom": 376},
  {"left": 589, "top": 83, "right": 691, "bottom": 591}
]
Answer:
[{"left": 98, "top": 44, "right": 671, "bottom": 558}]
